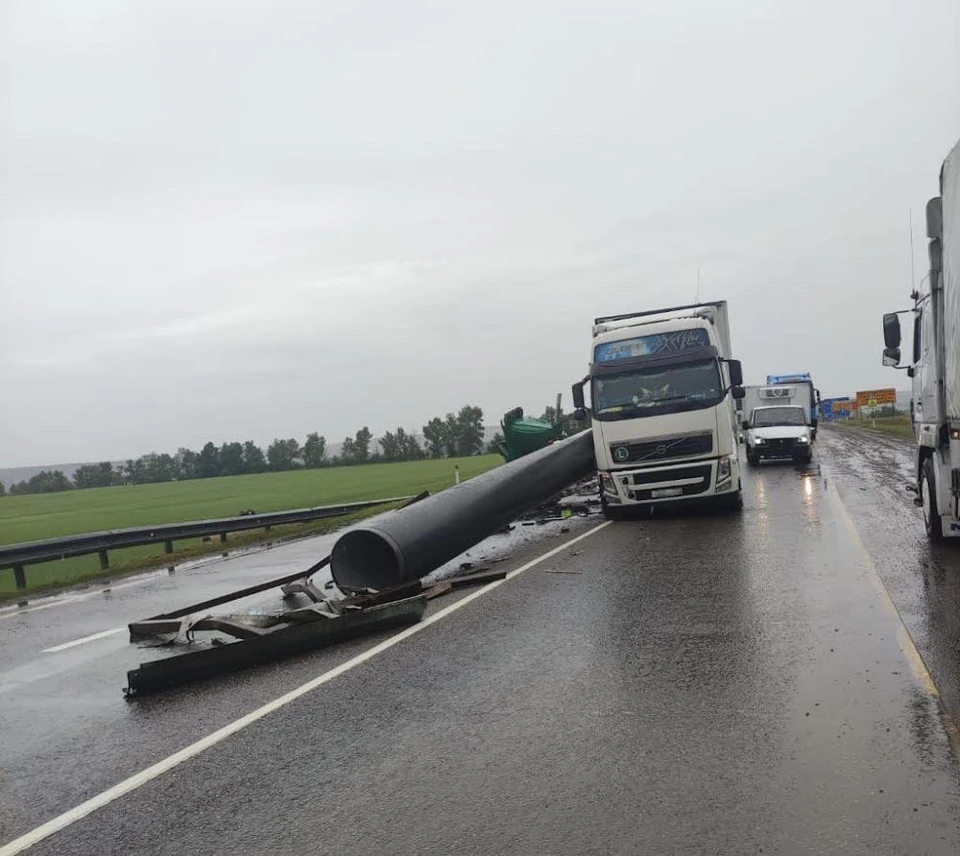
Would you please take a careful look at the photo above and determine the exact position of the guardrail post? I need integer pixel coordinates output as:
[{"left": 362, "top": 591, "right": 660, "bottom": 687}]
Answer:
[
  {"left": 99, "top": 550, "right": 109, "bottom": 570},
  {"left": 14, "top": 564, "right": 26, "bottom": 590},
  {"left": 219, "top": 532, "right": 227, "bottom": 544},
  {"left": 165, "top": 540, "right": 174, "bottom": 554}
]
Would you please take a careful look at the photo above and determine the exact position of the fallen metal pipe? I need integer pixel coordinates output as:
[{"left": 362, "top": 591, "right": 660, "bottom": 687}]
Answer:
[{"left": 330, "top": 430, "right": 595, "bottom": 590}]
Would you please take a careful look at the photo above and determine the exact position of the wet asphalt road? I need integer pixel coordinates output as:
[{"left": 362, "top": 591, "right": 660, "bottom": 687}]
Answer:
[{"left": 2, "top": 438, "right": 960, "bottom": 854}]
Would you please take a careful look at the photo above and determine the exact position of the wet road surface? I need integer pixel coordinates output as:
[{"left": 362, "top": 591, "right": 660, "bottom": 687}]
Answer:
[
  {"left": 818, "top": 426, "right": 960, "bottom": 732},
  {"left": 2, "top": 444, "right": 960, "bottom": 854}
]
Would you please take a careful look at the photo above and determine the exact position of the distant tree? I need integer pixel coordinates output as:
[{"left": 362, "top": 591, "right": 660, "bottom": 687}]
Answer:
[
  {"left": 423, "top": 417, "right": 450, "bottom": 458},
  {"left": 74, "top": 462, "right": 116, "bottom": 489},
  {"left": 13, "top": 470, "right": 74, "bottom": 494},
  {"left": 197, "top": 442, "right": 221, "bottom": 479},
  {"left": 153, "top": 453, "right": 176, "bottom": 483},
  {"left": 0, "top": 480, "right": 5, "bottom": 496},
  {"left": 353, "top": 427, "right": 372, "bottom": 463},
  {"left": 381, "top": 427, "right": 423, "bottom": 462},
  {"left": 121, "top": 458, "right": 144, "bottom": 485},
  {"left": 174, "top": 447, "right": 199, "bottom": 480},
  {"left": 379, "top": 430, "right": 400, "bottom": 462},
  {"left": 267, "top": 438, "right": 301, "bottom": 471},
  {"left": 241, "top": 441, "right": 266, "bottom": 474},
  {"left": 486, "top": 432, "right": 506, "bottom": 456},
  {"left": 400, "top": 430, "right": 424, "bottom": 460},
  {"left": 340, "top": 437, "right": 357, "bottom": 464},
  {"left": 303, "top": 433, "right": 328, "bottom": 469},
  {"left": 454, "top": 405, "right": 485, "bottom": 456},
  {"left": 444, "top": 413, "right": 461, "bottom": 456},
  {"left": 540, "top": 406, "right": 558, "bottom": 424},
  {"left": 219, "top": 442, "right": 244, "bottom": 477}
]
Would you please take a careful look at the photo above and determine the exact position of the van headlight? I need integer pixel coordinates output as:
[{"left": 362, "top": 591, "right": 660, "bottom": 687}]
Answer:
[
  {"left": 752, "top": 436, "right": 765, "bottom": 445},
  {"left": 798, "top": 435, "right": 810, "bottom": 443},
  {"left": 716, "top": 455, "right": 732, "bottom": 485}
]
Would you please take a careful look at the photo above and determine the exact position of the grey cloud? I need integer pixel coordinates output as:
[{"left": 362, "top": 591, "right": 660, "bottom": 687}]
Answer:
[{"left": 2, "top": 0, "right": 959, "bottom": 465}]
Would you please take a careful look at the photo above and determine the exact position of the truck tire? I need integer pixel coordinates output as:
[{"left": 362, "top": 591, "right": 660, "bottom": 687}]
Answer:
[
  {"left": 601, "top": 495, "right": 630, "bottom": 521},
  {"left": 921, "top": 458, "right": 944, "bottom": 542},
  {"left": 717, "top": 490, "right": 743, "bottom": 513}
]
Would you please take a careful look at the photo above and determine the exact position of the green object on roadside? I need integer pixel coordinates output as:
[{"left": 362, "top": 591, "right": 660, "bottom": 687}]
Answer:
[{"left": 498, "top": 407, "right": 564, "bottom": 462}]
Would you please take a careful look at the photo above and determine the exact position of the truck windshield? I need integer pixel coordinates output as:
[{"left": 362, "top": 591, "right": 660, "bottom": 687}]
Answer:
[
  {"left": 752, "top": 407, "right": 807, "bottom": 427},
  {"left": 593, "top": 359, "right": 723, "bottom": 420}
]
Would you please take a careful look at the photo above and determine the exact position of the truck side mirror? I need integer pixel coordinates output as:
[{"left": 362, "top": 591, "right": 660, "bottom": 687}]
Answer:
[
  {"left": 882, "top": 347, "right": 901, "bottom": 367},
  {"left": 731, "top": 386, "right": 745, "bottom": 401},
  {"left": 883, "top": 313, "right": 901, "bottom": 349},
  {"left": 571, "top": 380, "right": 585, "bottom": 410},
  {"left": 573, "top": 408, "right": 586, "bottom": 421},
  {"left": 728, "top": 359, "right": 743, "bottom": 387}
]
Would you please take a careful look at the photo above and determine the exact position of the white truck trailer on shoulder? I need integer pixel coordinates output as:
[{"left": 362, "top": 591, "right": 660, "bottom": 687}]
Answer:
[
  {"left": 571, "top": 301, "right": 745, "bottom": 519},
  {"left": 881, "top": 135, "right": 960, "bottom": 540}
]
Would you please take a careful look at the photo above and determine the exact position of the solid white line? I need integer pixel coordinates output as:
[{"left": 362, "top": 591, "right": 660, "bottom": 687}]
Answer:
[
  {"left": 43, "top": 628, "right": 126, "bottom": 653},
  {"left": 0, "top": 578, "right": 157, "bottom": 623},
  {"left": 0, "top": 520, "right": 612, "bottom": 856}
]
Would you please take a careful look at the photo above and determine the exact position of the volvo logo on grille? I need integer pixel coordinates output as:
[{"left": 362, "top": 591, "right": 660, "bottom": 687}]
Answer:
[
  {"left": 614, "top": 446, "right": 630, "bottom": 462},
  {"left": 655, "top": 444, "right": 667, "bottom": 455}
]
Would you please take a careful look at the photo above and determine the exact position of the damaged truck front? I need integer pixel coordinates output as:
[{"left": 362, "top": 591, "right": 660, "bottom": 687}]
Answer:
[{"left": 572, "top": 301, "right": 745, "bottom": 519}]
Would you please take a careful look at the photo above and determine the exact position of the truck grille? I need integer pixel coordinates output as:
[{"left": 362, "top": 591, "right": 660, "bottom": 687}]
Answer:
[
  {"left": 628, "top": 464, "right": 713, "bottom": 500},
  {"left": 611, "top": 433, "right": 713, "bottom": 465},
  {"left": 762, "top": 438, "right": 799, "bottom": 455}
]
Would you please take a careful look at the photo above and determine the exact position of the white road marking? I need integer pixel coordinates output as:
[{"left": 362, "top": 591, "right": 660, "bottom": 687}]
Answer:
[
  {"left": 0, "top": 520, "right": 612, "bottom": 856},
  {"left": 0, "top": 577, "right": 157, "bottom": 623},
  {"left": 43, "top": 628, "right": 126, "bottom": 653}
]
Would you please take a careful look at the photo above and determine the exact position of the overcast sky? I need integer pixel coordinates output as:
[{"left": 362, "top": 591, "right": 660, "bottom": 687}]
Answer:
[{"left": 2, "top": 0, "right": 959, "bottom": 467}]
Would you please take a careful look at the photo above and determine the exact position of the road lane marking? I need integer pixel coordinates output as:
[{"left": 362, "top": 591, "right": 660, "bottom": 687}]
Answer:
[
  {"left": 43, "top": 628, "right": 126, "bottom": 653},
  {"left": 0, "top": 578, "right": 157, "bottom": 623},
  {"left": 826, "top": 476, "right": 960, "bottom": 756},
  {"left": 0, "top": 520, "right": 612, "bottom": 856}
]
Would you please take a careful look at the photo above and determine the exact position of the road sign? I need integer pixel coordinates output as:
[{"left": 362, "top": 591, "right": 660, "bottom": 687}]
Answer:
[{"left": 855, "top": 388, "right": 896, "bottom": 407}]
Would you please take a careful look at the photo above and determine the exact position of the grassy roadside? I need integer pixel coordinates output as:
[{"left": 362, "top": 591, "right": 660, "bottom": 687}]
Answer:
[
  {"left": 0, "top": 455, "right": 501, "bottom": 599},
  {"left": 828, "top": 415, "right": 914, "bottom": 440}
]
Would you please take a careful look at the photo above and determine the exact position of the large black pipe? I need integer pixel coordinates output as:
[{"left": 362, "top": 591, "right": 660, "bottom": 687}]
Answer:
[{"left": 330, "top": 430, "right": 596, "bottom": 590}]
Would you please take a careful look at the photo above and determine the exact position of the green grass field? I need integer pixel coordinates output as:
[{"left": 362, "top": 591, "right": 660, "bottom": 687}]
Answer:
[
  {"left": 0, "top": 455, "right": 501, "bottom": 598},
  {"left": 830, "top": 415, "right": 914, "bottom": 439}
]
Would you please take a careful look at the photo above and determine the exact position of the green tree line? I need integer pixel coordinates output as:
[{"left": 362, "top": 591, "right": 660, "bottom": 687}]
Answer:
[{"left": 0, "top": 405, "right": 488, "bottom": 496}]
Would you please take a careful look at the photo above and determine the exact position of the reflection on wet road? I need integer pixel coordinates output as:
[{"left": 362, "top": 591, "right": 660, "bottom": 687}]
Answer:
[
  {"left": 1, "top": 437, "right": 959, "bottom": 855},
  {"left": 818, "top": 427, "right": 960, "bottom": 730}
]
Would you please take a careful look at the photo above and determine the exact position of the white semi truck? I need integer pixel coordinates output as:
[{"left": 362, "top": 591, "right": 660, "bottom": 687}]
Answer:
[
  {"left": 572, "top": 301, "right": 745, "bottom": 518},
  {"left": 881, "top": 135, "right": 960, "bottom": 540}
]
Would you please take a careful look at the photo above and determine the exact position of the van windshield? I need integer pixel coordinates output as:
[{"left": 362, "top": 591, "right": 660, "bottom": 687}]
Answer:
[
  {"left": 752, "top": 407, "right": 807, "bottom": 427},
  {"left": 594, "top": 359, "right": 723, "bottom": 421}
]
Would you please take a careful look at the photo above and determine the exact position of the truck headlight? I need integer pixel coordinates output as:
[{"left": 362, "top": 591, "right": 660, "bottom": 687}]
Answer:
[
  {"left": 752, "top": 437, "right": 765, "bottom": 445},
  {"left": 717, "top": 456, "right": 732, "bottom": 485},
  {"left": 599, "top": 473, "right": 620, "bottom": 501},
  {"left": 798, "top": 435, "right": 810, "bottom": 443}
]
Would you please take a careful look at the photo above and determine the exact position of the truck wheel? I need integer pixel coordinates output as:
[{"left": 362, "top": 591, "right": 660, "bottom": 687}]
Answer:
[
  {"left": 601, "top": 496, "right": 629, "bottom": 521},
  {"left": 921, "top": 458, "right": 944, "bottom": 542},
  {"left": 717, "top": 491, "right": 743, "bottom": 513}
]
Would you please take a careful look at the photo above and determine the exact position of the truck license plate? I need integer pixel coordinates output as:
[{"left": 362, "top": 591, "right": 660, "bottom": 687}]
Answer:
[{"left": 651, "top": 487, "right": 683, "bottom": 498}]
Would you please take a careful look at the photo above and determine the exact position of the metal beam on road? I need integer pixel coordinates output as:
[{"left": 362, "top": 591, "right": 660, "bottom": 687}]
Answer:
[{"left": 331, "top": 431, "right": 596, "bottom": 590}]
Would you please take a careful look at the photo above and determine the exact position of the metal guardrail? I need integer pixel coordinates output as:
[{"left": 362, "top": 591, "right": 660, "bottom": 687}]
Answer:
[{"left": 0, "top": 497, "right": 413, "bottom": 592}]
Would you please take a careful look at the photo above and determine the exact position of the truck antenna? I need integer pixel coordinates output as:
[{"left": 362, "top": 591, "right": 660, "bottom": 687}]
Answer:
[{"left": 910, "top": 208, "right": 916, "bottom": 289}]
